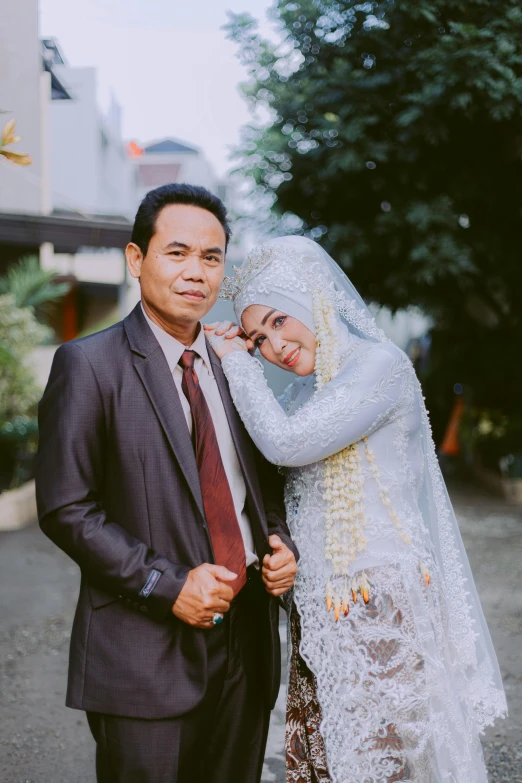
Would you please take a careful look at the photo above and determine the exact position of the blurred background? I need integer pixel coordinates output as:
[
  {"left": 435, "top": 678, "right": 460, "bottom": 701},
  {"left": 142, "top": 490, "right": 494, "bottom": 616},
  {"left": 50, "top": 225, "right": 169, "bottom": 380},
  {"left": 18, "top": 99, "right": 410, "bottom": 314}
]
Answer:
[{"left": 0, "top": 1, "right": 521, "bottom": 781}]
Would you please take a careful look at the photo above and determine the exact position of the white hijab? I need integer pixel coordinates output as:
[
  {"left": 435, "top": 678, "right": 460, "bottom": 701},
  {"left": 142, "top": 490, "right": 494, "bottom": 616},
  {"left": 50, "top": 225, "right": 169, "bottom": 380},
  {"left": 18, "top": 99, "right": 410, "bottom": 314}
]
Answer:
[{"left": 232, "top": 236, "right": 364, "bottom": 365}]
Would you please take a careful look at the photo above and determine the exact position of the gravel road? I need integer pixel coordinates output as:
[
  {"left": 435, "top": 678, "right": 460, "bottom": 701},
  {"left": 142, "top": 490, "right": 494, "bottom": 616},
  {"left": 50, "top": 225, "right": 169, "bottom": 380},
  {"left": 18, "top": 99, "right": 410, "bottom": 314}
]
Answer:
[{"left": 0, "top": 484, "right": 520, "bottom": 783}]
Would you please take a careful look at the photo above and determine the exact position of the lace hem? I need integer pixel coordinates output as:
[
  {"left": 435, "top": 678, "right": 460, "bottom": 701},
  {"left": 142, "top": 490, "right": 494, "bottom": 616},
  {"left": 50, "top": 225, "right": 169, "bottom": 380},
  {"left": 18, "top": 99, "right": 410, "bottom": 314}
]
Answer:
[{"left": 293, "top": 564, "right": 497, "bottom": 783}]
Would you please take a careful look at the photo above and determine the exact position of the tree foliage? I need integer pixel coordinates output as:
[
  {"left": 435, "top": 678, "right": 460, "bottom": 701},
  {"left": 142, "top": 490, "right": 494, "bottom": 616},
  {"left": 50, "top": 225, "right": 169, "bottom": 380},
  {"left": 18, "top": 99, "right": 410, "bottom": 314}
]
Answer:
[
  {"left": 0, "top": 117, "right": 32, "bottom": 166},
  {"left": 227, "top": 1, "right": 522, "bottom": 449},
  {"left": 0, "top": 294, "right": 48, "bottom": 423},
  {"left": 0, "top": 294, "right": 48, "bottom": 489},
  {"left": 0, "top": 255, "right": 71, "bottom": 313},
  {"left": 0, "top": 255, "right": 69, "bottom": 490}
]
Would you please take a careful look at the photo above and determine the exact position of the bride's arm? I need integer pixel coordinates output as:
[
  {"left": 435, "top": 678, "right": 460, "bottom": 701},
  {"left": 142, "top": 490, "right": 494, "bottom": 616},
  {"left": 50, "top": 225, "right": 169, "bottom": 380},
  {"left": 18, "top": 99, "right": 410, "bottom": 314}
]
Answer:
[{"left": 221, "top": 344, "right": 409, "bottom": 467}]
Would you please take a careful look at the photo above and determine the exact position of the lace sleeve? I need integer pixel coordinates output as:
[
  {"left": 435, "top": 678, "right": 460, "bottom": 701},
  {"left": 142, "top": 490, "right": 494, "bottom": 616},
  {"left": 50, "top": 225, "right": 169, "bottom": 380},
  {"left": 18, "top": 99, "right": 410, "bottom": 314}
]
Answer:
[{"left": 221, "top": 345, "right": 409, "bottom": 467}]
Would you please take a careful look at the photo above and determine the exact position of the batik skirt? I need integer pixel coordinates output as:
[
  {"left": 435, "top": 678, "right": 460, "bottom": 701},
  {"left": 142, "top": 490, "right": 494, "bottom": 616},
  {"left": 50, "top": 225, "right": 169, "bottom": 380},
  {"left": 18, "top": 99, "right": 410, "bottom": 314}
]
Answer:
[{"left": 285, "top": 602, "right": 412, "bottom": 783}]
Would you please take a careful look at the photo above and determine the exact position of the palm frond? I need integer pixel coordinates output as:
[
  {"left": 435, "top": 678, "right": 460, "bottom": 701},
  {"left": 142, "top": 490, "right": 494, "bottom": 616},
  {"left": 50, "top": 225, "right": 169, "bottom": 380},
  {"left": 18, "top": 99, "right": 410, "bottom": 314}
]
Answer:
[{"left": 0, "top": 256, "right": 71, "bottom": 310}]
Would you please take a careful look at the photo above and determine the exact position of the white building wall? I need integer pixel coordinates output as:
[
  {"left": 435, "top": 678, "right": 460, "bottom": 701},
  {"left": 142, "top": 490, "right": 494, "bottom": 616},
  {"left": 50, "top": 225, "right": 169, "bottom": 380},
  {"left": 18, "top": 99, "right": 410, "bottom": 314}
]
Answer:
[
  {"left": 48, "top": 66, "right": 99, "bottom": 214},
  {"left": 48, "top": 66, "right": 133, "bottom": 217},
  {"left": 176, "top": 154, "right": 217, "bottom": 191},
  {"left": 41, "top": 248, "right": 126, "bottom": 285},
  {"left": 97, "top": 100, "right": 134, "bottom": 217},
  {"left": 0, "top": 0, "right": 48, "bottom": 214}
]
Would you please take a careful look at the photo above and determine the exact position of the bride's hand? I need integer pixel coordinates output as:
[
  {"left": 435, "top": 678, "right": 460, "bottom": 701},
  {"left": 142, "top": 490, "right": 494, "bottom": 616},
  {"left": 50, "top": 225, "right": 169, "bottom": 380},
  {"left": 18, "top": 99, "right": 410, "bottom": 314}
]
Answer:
[{"left": 204, "top": 321, "right": 254, "bottom": 359}]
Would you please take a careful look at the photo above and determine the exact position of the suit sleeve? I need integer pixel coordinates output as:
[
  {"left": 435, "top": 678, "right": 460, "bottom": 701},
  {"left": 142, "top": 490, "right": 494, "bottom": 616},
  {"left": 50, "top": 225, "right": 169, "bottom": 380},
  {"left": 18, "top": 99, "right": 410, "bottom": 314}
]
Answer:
[
  {"left": 35, "top": 342, "right": 190, "bottom": 622},
  {"left": 254, "top": 450, "right": 299, "bottom": 563}
]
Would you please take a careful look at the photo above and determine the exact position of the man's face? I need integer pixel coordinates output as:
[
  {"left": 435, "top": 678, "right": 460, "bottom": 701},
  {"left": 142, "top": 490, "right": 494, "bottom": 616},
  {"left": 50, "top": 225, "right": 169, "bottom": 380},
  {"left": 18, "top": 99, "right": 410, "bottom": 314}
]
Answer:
[{"left": 126, "top": 203, "right": 226, "bottom": 330}]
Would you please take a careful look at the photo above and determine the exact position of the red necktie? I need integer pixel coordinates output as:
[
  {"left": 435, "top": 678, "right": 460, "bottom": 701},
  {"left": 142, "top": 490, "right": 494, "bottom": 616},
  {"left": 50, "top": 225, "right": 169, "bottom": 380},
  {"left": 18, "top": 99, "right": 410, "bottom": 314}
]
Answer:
[{"left": 179, "top": 350, "right": 247, "bottom": 596}]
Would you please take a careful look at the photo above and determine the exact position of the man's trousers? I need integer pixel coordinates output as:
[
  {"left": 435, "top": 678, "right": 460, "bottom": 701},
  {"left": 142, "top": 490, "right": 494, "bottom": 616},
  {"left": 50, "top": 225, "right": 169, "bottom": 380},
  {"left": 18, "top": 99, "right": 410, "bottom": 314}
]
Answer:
[{"left": 86, "top": 569, "right": 272, "bottom": 783}]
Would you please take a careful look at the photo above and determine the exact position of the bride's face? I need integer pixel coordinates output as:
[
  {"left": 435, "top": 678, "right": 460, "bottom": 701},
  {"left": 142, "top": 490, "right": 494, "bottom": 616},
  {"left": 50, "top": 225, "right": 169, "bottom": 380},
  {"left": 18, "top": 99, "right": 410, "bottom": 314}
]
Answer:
[{"left": 242, "top": 304, "right": 316, "bottom": 376}]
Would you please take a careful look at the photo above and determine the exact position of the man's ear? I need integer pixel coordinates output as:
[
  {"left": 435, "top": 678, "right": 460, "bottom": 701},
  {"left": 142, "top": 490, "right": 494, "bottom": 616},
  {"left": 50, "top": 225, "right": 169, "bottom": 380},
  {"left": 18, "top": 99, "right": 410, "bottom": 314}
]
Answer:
[{"left": 126, "top": 243, "right": 143, "bottom": 280}]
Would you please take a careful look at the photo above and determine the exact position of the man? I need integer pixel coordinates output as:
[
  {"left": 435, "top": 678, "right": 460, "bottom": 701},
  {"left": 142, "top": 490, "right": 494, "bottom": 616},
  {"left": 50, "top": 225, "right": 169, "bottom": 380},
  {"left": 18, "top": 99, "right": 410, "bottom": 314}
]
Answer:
[{"left": 35, "top": 184, "right": 298, "bottom": 783}]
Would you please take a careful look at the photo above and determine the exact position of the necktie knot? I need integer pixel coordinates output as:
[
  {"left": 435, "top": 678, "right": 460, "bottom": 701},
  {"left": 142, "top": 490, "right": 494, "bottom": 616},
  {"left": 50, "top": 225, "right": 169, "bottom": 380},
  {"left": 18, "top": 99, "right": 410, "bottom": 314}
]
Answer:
[{"left": 179, "top": 350, "right": 196, "bottom": 370}]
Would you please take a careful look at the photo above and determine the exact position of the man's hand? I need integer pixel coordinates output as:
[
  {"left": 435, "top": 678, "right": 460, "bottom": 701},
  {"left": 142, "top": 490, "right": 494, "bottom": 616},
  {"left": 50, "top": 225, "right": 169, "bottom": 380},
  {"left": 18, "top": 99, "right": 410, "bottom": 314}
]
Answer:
[
  {"left": 172, "top": 564, "right": 236, "bottom": 628},
  {"left": 262, "top": 535, "right": 298, "bottom": 597}
]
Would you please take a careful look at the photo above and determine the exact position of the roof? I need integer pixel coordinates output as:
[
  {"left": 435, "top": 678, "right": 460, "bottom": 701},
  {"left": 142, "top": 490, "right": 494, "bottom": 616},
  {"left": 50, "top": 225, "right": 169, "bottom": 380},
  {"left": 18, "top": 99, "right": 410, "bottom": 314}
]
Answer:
[
  {"left": 0, "top": 211, "right": 131, "bottom": 253},
  {"left": 143, "top": 139, "right": 198, "bottom": 155}
]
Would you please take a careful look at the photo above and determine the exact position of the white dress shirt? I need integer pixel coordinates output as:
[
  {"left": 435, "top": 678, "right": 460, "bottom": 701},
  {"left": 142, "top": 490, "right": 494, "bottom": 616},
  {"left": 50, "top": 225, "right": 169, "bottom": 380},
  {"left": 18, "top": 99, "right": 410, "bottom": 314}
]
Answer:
[{"left": 141, "top": 304, "right": 258, "bottom": 567}]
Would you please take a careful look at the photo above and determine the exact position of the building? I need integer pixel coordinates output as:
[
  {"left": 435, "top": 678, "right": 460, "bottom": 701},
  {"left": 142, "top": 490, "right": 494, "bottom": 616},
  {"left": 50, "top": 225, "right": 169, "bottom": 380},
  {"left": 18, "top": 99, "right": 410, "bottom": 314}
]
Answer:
[
  {"left": 0, "top": 0, "right": 49, "bottom": 218},
  {"left": 0, "top": 1, "right": 233, "bottom": 345},
  {"left": 0, "top": 4, "right": 133, "bottom": 341},
  {"left": 37, "top": 37, "right": 136, "bottom": 337},
  {"left": 1, "top": 16, "right": 229, "bottom": 336},
  {"left": 42, "top": 38, "right": 134, "bottom": 219},
  {"left": 129, "top": 137, "right": 222, "bottom": 213}
]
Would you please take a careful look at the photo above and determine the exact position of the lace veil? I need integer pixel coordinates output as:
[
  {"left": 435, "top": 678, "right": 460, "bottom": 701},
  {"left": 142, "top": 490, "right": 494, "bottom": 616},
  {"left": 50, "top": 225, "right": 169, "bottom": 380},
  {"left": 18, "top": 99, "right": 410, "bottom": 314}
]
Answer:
[{"left": 221, "top": 234, "right": 506, "bottom": 731}]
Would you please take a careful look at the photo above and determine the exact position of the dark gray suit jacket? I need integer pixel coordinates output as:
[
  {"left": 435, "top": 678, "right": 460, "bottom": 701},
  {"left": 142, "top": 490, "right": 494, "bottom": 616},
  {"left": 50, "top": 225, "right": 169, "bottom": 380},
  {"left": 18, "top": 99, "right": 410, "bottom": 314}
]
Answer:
[{"left": 35, "top": 303, "right": 296, "bottom": 719}]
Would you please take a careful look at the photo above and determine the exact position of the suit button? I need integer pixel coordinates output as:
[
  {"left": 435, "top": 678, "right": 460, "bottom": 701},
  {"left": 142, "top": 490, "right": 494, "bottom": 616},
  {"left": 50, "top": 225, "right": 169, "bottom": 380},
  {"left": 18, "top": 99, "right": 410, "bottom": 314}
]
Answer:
[
  {"left": 126, "top": 598, "right": 131, "bottom": 604},
  {"left": 140, "top": 606, "right": 148, "bottom": 613}
]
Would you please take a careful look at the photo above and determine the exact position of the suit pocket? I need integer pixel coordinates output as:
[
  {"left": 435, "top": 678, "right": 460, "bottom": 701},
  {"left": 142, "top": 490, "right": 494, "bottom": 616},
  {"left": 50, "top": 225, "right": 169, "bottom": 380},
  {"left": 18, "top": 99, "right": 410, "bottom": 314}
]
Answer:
[{"left": 88, "top": 584, "right": 120, "bottom": 609}]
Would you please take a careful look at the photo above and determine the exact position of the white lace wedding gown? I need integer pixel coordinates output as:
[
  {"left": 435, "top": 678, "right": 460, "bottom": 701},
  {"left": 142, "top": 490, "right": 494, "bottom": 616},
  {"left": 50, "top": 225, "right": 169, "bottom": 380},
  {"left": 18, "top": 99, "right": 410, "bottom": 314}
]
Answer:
[{"left": 221, "top": 337, "right": 506, "bottom": 783}]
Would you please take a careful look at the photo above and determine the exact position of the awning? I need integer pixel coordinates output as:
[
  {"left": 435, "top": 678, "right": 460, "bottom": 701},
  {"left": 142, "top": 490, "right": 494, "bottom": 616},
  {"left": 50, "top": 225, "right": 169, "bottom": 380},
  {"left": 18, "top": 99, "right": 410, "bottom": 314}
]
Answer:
[{"left": 0, "top": 210, "right": 132, "bottom": 253}]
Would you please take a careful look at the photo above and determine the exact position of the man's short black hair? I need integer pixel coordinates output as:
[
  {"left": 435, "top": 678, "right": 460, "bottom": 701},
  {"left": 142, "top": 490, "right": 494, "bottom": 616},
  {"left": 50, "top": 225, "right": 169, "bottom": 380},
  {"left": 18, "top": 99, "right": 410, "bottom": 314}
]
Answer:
[{"left": 131, "top": 183, "right": 231, "bottom": 256}]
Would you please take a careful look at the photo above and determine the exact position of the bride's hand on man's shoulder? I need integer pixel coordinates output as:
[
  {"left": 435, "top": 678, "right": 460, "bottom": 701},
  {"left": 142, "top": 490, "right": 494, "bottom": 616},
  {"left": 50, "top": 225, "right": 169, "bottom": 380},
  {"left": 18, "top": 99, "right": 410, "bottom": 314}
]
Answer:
[{"left": 204, "top": 321, "right": 254, "bottom": 359}]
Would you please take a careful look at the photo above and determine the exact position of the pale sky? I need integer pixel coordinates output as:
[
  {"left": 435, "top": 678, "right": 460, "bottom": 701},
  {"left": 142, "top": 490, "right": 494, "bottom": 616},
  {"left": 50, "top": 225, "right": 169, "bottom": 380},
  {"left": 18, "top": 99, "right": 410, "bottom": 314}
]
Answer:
[{"left": 39, "top": 0, "right": 276, "bottom": 177}]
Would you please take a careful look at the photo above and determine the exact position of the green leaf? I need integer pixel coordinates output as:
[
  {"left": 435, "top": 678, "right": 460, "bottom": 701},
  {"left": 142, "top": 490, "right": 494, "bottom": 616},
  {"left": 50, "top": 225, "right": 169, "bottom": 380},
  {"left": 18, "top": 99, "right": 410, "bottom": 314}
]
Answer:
[{"left": 0, "top": 256, "right": 71, "bottom": 311}]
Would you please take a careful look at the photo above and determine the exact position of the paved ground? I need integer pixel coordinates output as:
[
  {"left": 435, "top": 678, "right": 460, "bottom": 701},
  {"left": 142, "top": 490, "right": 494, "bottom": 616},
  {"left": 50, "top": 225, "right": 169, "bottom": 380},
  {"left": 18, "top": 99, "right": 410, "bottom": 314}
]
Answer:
[{"left": 0, "top": 484, "right": 520, "bottom": 783}]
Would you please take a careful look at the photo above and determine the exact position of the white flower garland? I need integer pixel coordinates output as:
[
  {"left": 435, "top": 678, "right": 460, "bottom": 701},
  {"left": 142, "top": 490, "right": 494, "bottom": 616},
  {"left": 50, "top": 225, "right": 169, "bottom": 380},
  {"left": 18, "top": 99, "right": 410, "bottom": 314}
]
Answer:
[
  {"left": 312, "top": 289, "right": 418, "bottom": 621},
  {"left": 312, "top": 288, "right": 341, "bottom": 390},
  {"left": 363, "top": 438, "right": 412, "bottom": 547}
]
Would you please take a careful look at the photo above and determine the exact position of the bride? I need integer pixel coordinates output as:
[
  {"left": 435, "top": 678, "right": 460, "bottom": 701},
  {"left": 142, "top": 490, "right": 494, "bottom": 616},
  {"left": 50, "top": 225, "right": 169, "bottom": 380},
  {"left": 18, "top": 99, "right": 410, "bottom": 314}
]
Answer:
[{"left": 204, "top": 235, "right": 506, "bottom": 783}]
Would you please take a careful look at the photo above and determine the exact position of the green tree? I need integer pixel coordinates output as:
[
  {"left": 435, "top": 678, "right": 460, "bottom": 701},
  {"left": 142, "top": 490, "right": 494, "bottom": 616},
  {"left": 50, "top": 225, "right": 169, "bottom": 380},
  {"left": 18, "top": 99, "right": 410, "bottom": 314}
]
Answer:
[
  {"left": 0, "top": 295, "right": 48, "bottom": 421},
  {"left": 226, "top": 1, "right": 522, "bottom": 452},
  {"left": 0, "top": 260, "right": 70, "bottom": 490},
  {"left": 0, "top": 295, "right": 48, "bottom": 489},
  {"left": 0, "top": 255, "right": 70, "bottom": 315}
]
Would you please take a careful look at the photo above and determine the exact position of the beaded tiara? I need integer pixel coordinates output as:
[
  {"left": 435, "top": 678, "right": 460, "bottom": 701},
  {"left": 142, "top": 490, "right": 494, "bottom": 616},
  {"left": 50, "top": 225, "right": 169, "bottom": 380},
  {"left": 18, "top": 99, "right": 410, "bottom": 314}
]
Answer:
[{"left": 219, "top": 246, "right": 277, "bottom": 302}]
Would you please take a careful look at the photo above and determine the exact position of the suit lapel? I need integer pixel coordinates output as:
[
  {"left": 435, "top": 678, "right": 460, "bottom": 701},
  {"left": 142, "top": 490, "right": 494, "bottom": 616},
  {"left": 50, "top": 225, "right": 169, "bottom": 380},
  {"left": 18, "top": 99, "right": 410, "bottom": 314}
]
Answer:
[
  {"left": 124, "top": 305, "right": 205, "bottom": 519},
  {"left": 123, "top": 304, "right": 268, "bottom": 535},
  {"left": 207, "top": 342, "right": 268, "bottom": 538}
]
